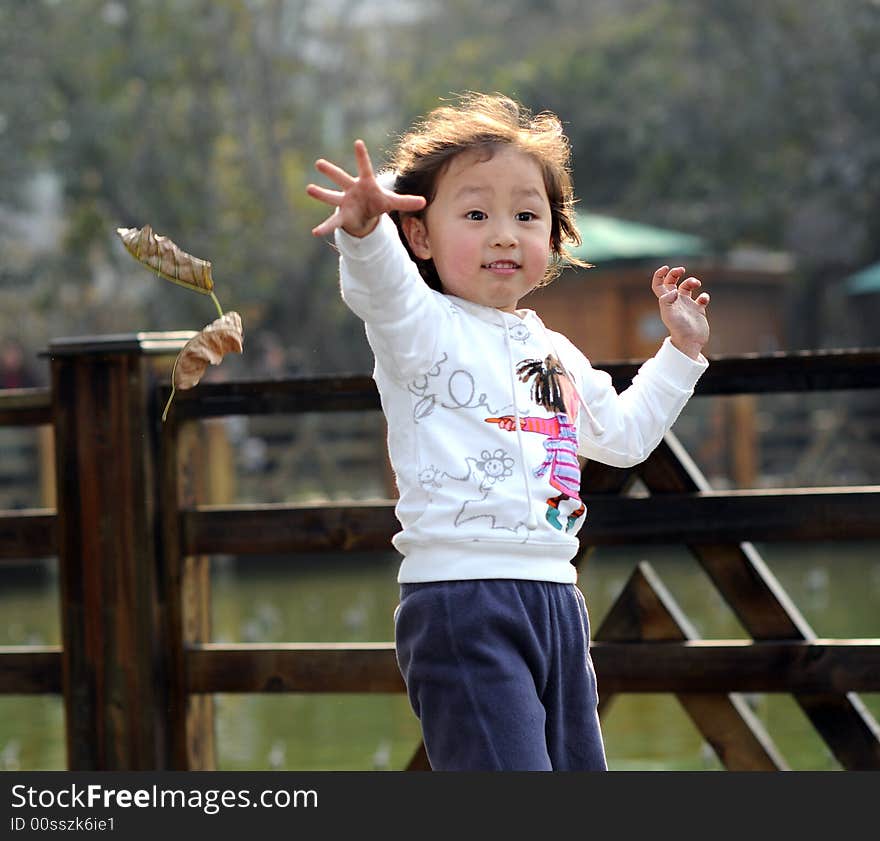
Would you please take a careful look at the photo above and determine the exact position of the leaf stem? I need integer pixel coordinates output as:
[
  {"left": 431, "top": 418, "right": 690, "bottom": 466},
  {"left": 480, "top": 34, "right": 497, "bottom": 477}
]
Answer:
[
  {"left": 162, "top": 356, "right": 179, "bottom": 423},
  {"left": 210, "top": 291, "right": 224, "bottom": 318}
]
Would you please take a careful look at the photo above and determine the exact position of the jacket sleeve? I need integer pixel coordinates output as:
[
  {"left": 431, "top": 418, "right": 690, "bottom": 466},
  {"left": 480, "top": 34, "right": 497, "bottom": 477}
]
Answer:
[
  {"left": 572, "top": 336, "right": 708, "bottom": 467},
  {"left": 336, "top": 214, "right": 445, "bottom": 384}
]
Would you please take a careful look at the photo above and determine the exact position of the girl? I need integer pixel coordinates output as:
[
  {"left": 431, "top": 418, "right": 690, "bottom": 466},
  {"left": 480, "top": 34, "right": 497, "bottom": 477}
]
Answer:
[{"left": 306, "top": 93, "right": 710, "bottom": 770}]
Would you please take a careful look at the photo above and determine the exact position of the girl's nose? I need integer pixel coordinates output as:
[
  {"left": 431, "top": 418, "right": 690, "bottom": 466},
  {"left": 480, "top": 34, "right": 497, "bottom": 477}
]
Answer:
[{"left": 490, "top": 224, "right": 517, "bottom": 248}]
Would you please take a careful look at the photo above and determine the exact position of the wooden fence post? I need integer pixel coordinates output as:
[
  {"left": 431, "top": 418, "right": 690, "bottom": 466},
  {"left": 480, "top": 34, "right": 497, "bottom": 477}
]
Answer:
[
  {"left": 160, "top": 416, "right": 217, "bottom": 769},
  {"left": 49, "top": 333, "right": 187, "bottom": 770}
]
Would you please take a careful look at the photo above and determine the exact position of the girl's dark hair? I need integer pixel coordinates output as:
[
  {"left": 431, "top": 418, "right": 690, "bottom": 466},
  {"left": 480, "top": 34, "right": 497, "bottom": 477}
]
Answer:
[{"left": 388, "top": 92, "right": 590, "bottom": 292}]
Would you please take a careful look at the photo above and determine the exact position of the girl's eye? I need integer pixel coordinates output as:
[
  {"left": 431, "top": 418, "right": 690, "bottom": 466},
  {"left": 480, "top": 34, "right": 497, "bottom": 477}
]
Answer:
[
  {"left": 516, "top": 211, "right": 536, "bottom": 222},
  {"left": 465, "top": 210, "right": 486, "bottom": 221}
]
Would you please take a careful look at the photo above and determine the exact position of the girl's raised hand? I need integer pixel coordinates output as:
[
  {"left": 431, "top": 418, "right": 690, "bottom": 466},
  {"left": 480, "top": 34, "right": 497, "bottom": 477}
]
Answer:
[
  {"left": 307, "top": 139, "right": 426, "bottom": 238},
  {"left": 651, "top": 265, "right": 711, "bottom": 360}
]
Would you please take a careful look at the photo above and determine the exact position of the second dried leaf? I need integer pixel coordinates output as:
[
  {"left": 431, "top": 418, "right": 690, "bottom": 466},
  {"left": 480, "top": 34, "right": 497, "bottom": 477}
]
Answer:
[{"left": 174, "top": 311, "right": 244, "bottom": 390}]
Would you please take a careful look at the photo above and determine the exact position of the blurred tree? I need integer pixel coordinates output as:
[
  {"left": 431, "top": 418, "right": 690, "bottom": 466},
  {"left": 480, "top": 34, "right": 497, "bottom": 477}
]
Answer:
[
  {"left": 1, "top": 0, "right": 878, "bottom": 364},
  {"left": 0, "top": 0, "right": 394, "bottom": 373},
  {"left": 388, "top": 0, "right": 880, "bottom": 346}
]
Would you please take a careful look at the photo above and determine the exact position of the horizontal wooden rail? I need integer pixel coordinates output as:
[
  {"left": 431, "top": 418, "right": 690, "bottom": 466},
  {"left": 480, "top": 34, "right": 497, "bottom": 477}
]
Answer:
[
  {"left": 185, "top": 640, "right": 880, "bottom": 694},
  {"left": 162, "top": 347, "right": 880, "bottom": 419},
  {"left": 188, "top": 643, "right": 402, "bottom": 693},
  {"left": 182, "top": 487, "right": 880, "bottom": 555},
  {"left": 583, "top": 486, "right": 880, "bottom": 544},
  {"left": 6, "top": 486, "right": 879, "bottom": 563},
  {"left": 6, "top": 486, "right": 878, "bottom": 564},
  {"left": 182, "top": 502, "right": 399, "bottom": 555},
  {"left": 165, "top": 376, "right": 379, "bottom": 420},
  {"left": 0, "top": 510, "right": 56, "bottom": 561},
  {"left": 0, "top": 646, "right": 62, "bottom": 694},
  {"left": 6, "top": 638, "right": 880, "bottom": 697},
  {"left": 0, "top": 388, "right": 52, "bottom": 427},
  {"left": 593, "top": 640, "right": 880, "bottom": 694},
  {"left": 675, "top": 347, "right": 880, "bottom": 396}
]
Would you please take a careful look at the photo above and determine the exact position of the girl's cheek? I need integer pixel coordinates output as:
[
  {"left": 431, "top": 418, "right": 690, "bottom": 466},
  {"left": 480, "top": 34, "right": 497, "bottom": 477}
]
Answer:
[{"left": 449, "top": 254, "right": 474, "bottom": 276}]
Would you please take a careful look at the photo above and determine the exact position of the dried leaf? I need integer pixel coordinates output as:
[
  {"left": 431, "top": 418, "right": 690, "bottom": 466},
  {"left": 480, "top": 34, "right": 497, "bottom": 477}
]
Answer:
[
  {"left": 116, "top": 224, "right": 214, "bottom": 294},
  {"left": 173, "top": 311, "right": 243, "bottom": 390}
]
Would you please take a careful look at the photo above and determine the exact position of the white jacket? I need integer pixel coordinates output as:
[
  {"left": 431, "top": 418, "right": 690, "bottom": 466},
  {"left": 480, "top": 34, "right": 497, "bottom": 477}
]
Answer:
[{"left": 337, "top": 214, "right": 708, "bottom": 584}]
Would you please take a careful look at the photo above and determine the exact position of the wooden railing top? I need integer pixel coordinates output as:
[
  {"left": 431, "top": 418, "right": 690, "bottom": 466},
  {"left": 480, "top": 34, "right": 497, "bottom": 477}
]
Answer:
[
  {"left": 164, "top": 346, "right": 880, "bottom": 420},
  {"left": 46, "top": 331, "right": 197, "bottom": 357},
  {"left": 2, "top": 342, "right": 879, "bottom": 426}
]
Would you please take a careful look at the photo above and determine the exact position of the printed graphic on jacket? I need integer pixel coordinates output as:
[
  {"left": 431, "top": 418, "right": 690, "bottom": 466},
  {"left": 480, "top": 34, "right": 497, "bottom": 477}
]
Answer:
[
  {"left": 408, "top": 353, "right": 506, "bottom": 424},
  {"left": 411, "top": 353, "right": 531, "bottom": 534},
  {"left": 486, "top": 355, "right": 586, "bottom": 533}
]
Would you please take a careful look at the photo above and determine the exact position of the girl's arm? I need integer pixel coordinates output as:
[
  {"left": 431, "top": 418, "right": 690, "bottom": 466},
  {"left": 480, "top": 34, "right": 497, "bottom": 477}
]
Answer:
[
  {"left": 563, "top": 334, "right": 708, "bottom": 468},
  {"left": 307, "top": 141, "right": 443, "bottom": 384},
  {"left": 336, "top": 216, "right": 447, "bottom": 383},
  {"left": 565, "top": 265, "right": 709, "bottom": 467}
]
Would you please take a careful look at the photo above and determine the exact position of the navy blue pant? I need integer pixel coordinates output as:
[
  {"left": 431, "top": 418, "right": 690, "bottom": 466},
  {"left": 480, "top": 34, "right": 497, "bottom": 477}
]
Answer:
[{"left": 394, "top": 579, "right": 607, "bottom": 771}]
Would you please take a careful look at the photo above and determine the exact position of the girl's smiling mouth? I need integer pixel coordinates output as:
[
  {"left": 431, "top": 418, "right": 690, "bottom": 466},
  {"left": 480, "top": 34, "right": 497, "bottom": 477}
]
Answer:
[{"left": 483, "top": 260, "right": 521, "bottom": 274}]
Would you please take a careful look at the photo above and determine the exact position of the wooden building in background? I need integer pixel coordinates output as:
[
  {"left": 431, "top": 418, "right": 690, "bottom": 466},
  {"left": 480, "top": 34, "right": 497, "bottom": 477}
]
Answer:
[{"left": 529, "top": 212, "right": 794, "bottom": 362}]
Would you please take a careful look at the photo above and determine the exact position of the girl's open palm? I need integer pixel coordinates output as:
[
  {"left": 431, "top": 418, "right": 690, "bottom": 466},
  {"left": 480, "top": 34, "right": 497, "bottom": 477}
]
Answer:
[{"left": 307, "top": 140, "right": 426, "bottom": 238}]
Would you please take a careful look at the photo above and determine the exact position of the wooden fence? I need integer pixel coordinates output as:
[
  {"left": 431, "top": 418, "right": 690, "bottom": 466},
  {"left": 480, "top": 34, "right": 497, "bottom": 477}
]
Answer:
[{"left": 1, "top": 334, "right": 879, "bottom": 770}]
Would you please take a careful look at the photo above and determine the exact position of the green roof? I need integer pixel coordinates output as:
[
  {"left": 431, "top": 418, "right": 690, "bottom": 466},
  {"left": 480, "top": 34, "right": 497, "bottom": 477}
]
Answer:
[
  {"left": 570, "top": 212, "right": 707, "bottom": 265},
  {"left": 846, "top": 262, "right": 880, "bottom": 295}
]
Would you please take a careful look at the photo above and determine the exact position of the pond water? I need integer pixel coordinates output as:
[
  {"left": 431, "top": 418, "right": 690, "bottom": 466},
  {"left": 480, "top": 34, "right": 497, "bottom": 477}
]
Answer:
[{"left": 3, "top": 540, "right": 879, "bottom": 771}]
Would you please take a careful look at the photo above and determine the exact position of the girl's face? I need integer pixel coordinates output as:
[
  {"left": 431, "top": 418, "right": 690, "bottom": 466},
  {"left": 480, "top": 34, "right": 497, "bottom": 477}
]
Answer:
[{"left": 402, "top": 146, "right": 553, "bottom": 314}]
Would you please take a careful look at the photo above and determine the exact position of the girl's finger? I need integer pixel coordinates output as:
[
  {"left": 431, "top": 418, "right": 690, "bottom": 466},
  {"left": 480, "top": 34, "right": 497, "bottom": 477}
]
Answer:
[
  {"left": 653, "top": 266, "right": 684, "bottom": 298},
  {"left": 389, "top": 193, "right": 427, "bottom": 212},
  {"left": 651, "top": 266, "right": 670, "bottom": 293},
  {"left": 311, "top": 209, "right": 341, "bottom": 238},
  {"left": 678, "top": 276, "right": 701, "bottom": 298},
  {"left": 659, "top": 287, "right": 679, "bottom": 305},
  {"left": 697, "top": 292, "right": 710, "bottom": 306},
  {"left": 314, "top": 158, "right": 356, "bottom": 189},
  {"left": 353, "top": 139, "right": 375, "bottom": 179},
  {"left": 306, "top": 184, "right": 345, "bottom": 206}
]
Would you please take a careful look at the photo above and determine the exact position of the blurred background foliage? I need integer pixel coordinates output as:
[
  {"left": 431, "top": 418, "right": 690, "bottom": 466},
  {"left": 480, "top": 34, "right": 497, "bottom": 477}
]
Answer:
[{"left": 1, "top": 0, "right": 879, "bottom": 380}]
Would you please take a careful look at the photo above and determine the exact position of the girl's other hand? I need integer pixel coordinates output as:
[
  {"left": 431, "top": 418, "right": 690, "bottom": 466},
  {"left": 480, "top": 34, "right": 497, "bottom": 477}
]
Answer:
[{"left": 651, "top": 265, "right": 710, "bottom": 359}]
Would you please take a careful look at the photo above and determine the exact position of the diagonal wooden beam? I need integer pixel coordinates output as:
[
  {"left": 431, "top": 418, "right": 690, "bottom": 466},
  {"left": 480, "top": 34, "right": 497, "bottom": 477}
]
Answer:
[
  {"left": 633, "top": 432, "right": 880, "bottom": 769},
  {"left": 594, "top": 562, "right": 788, "bottom": 771}
]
